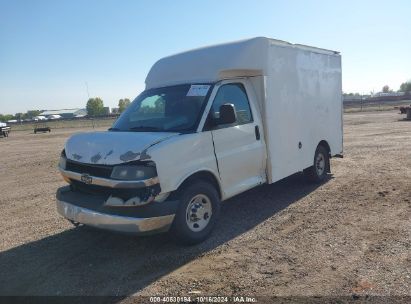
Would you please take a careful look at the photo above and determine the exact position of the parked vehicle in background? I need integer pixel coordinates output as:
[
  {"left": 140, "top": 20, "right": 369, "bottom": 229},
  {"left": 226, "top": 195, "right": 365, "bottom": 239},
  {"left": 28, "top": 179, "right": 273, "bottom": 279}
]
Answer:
[
  {"left": 398, "top": 105, "right": 411, "bottom": 120},
  {"left": 56, "top": 37, "right": 343, "bottom": 244},
  {"left": 33, "top": 116, "right": 48, "bottom": 121},
  {"left": 48, "top": 114, "right": 62, "bottom": 120},
  {"left": 0, "top": 122, "right": 11, "bottom": 137}
]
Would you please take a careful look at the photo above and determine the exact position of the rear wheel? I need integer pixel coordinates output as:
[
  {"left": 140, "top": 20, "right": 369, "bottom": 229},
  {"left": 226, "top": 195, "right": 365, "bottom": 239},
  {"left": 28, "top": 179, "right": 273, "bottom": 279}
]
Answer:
[
  {"left": 304, "top": 145, "right": 329, "bottom": 183},
  {"left": 170, "top": 181, "right": 220, "bottom": 245}
]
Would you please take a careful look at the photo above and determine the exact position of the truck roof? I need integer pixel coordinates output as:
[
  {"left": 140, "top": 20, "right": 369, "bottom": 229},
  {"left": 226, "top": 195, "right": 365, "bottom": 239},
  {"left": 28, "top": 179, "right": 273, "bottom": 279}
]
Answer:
[{"left": 145, "top": 37, "right": 340, "bottom": 89}]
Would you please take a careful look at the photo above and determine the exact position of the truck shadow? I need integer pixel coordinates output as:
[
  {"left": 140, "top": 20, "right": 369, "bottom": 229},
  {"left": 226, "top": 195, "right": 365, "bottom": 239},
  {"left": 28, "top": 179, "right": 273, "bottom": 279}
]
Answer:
[{"left": 0, "top": 173, "right": 328, "bottom": 299}]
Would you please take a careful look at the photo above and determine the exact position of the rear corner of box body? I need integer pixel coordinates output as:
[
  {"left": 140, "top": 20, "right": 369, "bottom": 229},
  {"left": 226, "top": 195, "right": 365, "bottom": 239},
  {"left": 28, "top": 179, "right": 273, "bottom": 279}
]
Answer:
[{"left": 262, "top": 43, "right": 342, "bottom": 183}]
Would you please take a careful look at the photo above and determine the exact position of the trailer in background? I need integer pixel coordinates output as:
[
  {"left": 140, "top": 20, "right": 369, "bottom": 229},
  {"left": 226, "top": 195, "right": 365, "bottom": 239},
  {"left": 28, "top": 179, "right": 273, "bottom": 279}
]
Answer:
[{"left": 34, "top": 122, "right": 51, "bottom": 134}]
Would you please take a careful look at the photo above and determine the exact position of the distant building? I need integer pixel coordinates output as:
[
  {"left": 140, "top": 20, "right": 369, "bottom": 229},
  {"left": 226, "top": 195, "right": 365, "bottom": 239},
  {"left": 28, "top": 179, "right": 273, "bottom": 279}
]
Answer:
[
  {"left": 40, "top": 108, "right": 87, "bottom": 118},
  {"left": 372, "top": 91, "right": 405, "bottom": 97}
]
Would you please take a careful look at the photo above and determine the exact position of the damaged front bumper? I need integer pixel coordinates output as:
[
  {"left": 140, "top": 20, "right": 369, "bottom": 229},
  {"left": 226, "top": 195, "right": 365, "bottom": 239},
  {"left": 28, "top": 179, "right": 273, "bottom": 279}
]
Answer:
[
  {"left": 56, "top": 186, "right": 179, "bottom": 234},
  {"left": 59, "top": 167, "right": 159, "bottom": 189}
]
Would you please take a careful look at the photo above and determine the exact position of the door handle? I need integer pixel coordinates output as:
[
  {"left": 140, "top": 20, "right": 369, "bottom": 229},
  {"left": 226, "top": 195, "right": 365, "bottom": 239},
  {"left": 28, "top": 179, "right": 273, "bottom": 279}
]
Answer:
[{"left": 255, "top": 125, "right": 260, "bottom": 140}]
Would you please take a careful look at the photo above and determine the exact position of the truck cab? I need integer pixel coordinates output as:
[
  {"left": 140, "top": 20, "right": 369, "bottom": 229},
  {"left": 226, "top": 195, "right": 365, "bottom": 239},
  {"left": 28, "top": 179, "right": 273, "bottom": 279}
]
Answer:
[{"left": 56, "top": 37, "right": 342, "bottom": 244}]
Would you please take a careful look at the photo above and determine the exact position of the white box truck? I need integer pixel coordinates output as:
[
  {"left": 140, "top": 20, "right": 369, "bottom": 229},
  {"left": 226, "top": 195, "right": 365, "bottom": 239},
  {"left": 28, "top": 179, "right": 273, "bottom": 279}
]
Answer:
[{"left": 56, "top": 37, "right": 343, "bottom": 244}]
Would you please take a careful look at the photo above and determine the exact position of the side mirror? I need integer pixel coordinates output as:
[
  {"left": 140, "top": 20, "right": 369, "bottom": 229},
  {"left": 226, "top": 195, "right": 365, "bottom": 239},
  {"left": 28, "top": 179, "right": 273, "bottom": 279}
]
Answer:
[{"left": 218, "top": 103, "right": 237, "bottom": 125}]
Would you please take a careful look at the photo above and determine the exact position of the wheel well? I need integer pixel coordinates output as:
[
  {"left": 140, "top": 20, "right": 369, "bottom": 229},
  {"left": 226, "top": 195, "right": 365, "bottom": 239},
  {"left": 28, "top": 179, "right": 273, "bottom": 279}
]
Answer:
[
  {"left": 175, "top": 171, "right": 222, "bottom": 199},
  {"left": 318, "top": 140, "right": 331, "bottom": 156}
]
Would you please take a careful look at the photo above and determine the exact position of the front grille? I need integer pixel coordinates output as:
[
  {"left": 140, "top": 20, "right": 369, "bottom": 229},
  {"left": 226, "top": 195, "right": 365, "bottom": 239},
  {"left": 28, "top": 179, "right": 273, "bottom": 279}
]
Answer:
[
  {"left": 70, "top": 180, "right": 160, "bottom": 201},
  {"left": 66, "top": 160, "right": 112, "bottom": 178}
]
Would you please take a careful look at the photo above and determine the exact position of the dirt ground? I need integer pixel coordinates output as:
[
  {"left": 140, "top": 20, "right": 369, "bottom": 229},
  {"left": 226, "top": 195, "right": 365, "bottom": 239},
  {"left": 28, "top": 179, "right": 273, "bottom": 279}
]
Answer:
[{"left": 0, "top": 111, "right": 410, "bottom": 301}]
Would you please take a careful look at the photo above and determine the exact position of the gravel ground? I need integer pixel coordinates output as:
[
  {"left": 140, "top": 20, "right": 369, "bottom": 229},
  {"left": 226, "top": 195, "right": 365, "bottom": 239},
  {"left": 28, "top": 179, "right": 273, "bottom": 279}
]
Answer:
[{"left": 0, "top": 111, "right": 409, "bottom": 301}]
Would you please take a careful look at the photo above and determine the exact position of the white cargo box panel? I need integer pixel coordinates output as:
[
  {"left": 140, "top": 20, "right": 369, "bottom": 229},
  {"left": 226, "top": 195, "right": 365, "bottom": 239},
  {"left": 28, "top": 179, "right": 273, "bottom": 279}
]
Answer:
[
  {"left": 146, "top": 37, "right": 342, "bottom": 184},
  {"left": 264, "top": 43, "right": 342, "bottom": 182}
]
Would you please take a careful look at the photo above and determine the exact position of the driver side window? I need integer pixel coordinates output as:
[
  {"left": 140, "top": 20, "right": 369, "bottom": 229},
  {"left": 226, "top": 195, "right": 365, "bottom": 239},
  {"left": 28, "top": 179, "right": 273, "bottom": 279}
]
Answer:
[{"left": 208, "top": 83, "right": 253, "bottom": 128}]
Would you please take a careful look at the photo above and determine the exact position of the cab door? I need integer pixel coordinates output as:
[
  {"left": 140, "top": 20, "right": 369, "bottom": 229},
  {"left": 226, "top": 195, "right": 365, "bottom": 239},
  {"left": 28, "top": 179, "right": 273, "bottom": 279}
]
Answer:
[{"left": 206, "top": 81, "right": 266, "bottom": 198}]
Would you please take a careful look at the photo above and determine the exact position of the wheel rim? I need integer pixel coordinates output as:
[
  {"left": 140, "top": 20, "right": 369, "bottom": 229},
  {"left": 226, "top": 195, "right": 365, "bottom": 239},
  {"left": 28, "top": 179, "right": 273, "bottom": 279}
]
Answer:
[
  {"left": 185, "top": 194, "right": 212, "bottom": 232},
  {"left": 315, "top": 152, "right": 326, "bottom": 176}
]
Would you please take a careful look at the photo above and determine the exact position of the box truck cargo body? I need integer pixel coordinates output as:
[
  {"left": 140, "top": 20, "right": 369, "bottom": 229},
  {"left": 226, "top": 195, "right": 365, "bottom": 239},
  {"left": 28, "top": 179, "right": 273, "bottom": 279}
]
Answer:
[{"left": 56, "top": 37, "right": 343, "bottom": 244}]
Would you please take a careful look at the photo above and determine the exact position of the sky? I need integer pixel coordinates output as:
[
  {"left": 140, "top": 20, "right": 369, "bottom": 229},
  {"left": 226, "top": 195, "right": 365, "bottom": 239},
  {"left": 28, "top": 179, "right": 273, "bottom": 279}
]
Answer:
[{"left": 0, "top": 0, "right": 410, "bottom": 114}]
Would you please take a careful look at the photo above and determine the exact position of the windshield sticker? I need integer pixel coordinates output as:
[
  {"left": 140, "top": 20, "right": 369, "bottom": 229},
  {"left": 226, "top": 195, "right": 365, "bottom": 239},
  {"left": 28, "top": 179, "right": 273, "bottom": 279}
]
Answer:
[{"left": 186, "top": 85, "right": 210, "bottom": 97}]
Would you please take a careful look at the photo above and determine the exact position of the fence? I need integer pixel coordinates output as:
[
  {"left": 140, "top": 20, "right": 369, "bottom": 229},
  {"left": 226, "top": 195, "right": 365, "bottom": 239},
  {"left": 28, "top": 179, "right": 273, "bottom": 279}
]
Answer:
[{"left": 8, "top": 116, "right": 119, "bottom": 132}]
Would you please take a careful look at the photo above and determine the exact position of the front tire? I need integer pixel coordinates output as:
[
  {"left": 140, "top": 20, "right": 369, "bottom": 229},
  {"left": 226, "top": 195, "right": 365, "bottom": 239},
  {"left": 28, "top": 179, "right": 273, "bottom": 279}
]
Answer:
[
  {"left": 304, "top": 145, "right": 330, "bottom": 183},
  {"left": 170, "top": 181, "right": 220, "bottom": 245}
]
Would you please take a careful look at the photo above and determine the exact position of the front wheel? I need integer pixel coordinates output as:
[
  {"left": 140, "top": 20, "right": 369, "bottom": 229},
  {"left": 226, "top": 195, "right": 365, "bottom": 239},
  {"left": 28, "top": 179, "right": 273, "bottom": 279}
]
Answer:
[
  {"left": 304, "top": 145, "right": 330, "bottom": 183},
  {"left": 170, "top": 181, "right": 220, "bottom": 245}
]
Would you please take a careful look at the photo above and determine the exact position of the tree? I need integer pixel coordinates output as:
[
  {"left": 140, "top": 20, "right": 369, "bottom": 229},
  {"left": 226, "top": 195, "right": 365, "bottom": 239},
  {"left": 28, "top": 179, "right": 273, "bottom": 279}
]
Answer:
[
  {"left": 399, "top": 81, "right": 411, "bottom": 93},
  {"left": 0, "top": 114, "right": 14, "bottom": 122},
  {"left": 26, "top": 110, "right": 41, "bottom": 119},
  {"left": 15, "top": 113, "right": 24, "bottom": 121},
  {"left": 382, "top": 85, "right": 392, "bottom": 93},
  {"left": 86, "top": 97, "right": 105, "bottom": 116},
  {"left": 118, "top": 98, "right": 131, "bottom": 113},
  {"left": 343, "top": 92, "right": 361, "bottom": 97}
]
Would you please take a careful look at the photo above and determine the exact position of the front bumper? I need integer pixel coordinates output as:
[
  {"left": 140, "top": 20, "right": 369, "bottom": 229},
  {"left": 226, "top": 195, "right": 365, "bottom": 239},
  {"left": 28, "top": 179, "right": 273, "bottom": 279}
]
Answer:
[{"left": 56, "top": 186, "right": 178, "bottom": 234}]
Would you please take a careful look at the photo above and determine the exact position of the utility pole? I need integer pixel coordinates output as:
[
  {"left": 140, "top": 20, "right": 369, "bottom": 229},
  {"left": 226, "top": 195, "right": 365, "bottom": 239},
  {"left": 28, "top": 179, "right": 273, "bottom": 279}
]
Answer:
[{"left": 85, "top": 81, "right": 94, "bottom": 129}]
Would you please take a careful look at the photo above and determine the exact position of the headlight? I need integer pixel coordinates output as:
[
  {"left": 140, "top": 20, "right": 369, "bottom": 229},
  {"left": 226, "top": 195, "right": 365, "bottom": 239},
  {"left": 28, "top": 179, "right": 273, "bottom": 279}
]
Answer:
[
  {"left": 110, "top": 164, "right": 157, "bottom": 180},
  {"left": 59, "top": 150, "right": 67, "bottom": 170}
]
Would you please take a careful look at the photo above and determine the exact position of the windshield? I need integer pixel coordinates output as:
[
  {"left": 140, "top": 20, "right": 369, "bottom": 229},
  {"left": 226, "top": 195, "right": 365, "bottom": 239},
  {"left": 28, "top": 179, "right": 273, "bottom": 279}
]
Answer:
[{"left": 111, "top": 84, "right": 213, "bottom": 133}]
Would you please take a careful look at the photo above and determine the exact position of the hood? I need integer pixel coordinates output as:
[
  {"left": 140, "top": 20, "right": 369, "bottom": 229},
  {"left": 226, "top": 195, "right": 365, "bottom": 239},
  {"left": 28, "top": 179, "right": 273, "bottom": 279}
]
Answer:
[{"left": 65, "top": 131, "right": 179, "bottom": 165}]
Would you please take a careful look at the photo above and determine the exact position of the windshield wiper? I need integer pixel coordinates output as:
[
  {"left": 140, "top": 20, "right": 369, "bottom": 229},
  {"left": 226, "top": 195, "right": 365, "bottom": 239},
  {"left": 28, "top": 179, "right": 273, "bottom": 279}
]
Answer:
[
  {"left": 108, "top": 127, "right": 121, "bottom": 131},
  {"left": 129, "top": 126, "right": 164, "bottom": 132}
]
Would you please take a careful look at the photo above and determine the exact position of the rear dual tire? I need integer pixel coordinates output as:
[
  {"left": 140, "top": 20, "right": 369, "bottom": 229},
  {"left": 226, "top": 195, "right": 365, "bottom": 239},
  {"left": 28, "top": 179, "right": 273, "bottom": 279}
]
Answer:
[{"left": 304, "top": 145, "right": 330, "bottom": 183}]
